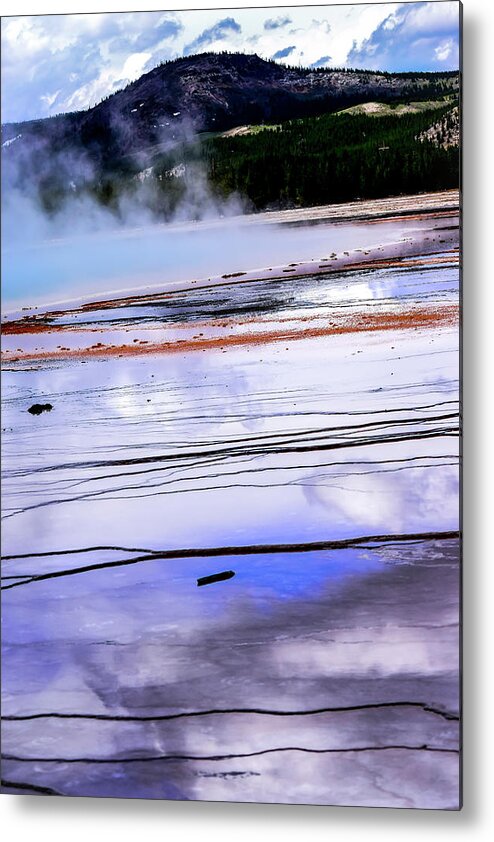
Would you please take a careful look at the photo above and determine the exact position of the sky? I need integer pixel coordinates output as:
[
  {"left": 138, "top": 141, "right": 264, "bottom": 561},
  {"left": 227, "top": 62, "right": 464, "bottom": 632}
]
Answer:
[{"left": 1, "top": 2, "right": 460, "bottom": 124}]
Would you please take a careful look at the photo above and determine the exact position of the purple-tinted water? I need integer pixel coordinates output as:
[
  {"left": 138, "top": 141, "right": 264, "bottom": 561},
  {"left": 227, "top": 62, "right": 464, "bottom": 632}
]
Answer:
[{"left": 1, "top": 240, "right": 460, "bottom": 806}]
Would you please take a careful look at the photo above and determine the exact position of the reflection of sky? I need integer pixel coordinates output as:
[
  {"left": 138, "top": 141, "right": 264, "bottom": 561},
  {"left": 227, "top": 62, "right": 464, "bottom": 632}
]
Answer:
[
  {"left": 2, "top": 538, "right": 459, "bottom": 717},
  {"left": 1, "top": 534, "right": 460, "bottom": 806},
  {"left": 1, "top": 226, "right": 460, "bottom": 806},
  {"left": 37, "top": 254, "right": 460, "bottom": 329},
  {"left": 2, "top": 216, "right": 434, "bottom": 308},
  {"left": 2, "top": 547, "right": 384, "bottom": 649},
  {"left": 2, "top": 318, "right": 459, "bottom": 559},
  {"left": 303, "top": 461, "right": 459, "bottom": 534}
]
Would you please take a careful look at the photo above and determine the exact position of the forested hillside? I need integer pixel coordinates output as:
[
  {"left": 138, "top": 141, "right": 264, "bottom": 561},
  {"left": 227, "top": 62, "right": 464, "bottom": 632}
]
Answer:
[
  {"left": 2, "top": 52, "right": 459, "bottom": 217},
  {"left": 197, "top": 105, "right": 459, "bottom": 208}
]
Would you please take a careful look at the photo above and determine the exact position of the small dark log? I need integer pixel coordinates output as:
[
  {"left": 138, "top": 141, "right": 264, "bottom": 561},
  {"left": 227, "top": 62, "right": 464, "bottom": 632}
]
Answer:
[{"left": 197, "top": 570, "right": 235, "bottom": 587}]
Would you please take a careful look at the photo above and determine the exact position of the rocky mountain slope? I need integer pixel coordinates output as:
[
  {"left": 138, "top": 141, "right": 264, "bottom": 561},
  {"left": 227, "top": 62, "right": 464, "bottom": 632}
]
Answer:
[
  {"left": 2, "top": 52, "right": 459, "bottom": 186},
  {"left": 417, "top": 106, "right": 460, "bottom": 148}
]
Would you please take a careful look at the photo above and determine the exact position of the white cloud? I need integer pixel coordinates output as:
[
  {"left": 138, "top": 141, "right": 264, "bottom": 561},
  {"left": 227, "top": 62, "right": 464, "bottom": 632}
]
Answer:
[
  {"left": 40, "top": 90, "right": 61, "bottom": 109},
  {"left": 121, "top": 52, "right": 152, "bottom": 81},
  {"left": 348, "top": 1, "right": 460, "bottom": 72},
  {"left": 435, "top": 37, "right": 455, "bottom": 62},
  {"left": 1, "top": 11, "right": 183, "bottom": 121},
  {"left": 1, "top": 4, "right": 459, "bottom": 124}
]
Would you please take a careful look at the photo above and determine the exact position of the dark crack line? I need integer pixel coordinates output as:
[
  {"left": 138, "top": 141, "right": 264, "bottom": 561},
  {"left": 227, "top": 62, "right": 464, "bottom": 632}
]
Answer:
[
  {"left": 5, "top": 453, "right": 457, "bottom": 501},
  {"left": 1, "top": 530, "right": 460, "bottom": 590},
  {"left": 1, "top": 544, "right": 163, "bottom": 562},
  {"left": 5, "top": 414, "right": 459, "bottom": 479},
  {"left": 2, "top": 701, "right": 459, "bottom": 723},
  {"left": 1, "top": 461, "right": 458, "bottom": 507},
  {"left": 1, "top": 745, "right": 459, "bottom": 764},
  {"left": 1, "top": 429, "right": 459, "bottom": 521},
  {"left": 0, "top": 777, "right": 61, "bottom": 796},
  {"left": 0, "top": 503, "right": 456, "bottom": 561},
  {"left": 62, "top": 462, "right": 457, "bottom": 507}
]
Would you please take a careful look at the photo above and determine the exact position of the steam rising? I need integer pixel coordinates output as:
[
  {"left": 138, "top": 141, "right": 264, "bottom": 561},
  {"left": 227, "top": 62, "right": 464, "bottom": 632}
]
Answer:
[
  {"left": 1, "top": 109, "right": 428, "bottom": 312},
  {"left": 1, "top": 114, "right": 253, "bottom": 307},
  {"left": 2, "top": 116, "right": 245, "bottom": 242}
]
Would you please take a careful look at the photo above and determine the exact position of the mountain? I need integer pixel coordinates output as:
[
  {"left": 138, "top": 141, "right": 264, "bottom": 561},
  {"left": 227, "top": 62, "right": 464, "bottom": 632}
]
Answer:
[{"left": 2, "top": 52, "right": 459, "bottom": 186}]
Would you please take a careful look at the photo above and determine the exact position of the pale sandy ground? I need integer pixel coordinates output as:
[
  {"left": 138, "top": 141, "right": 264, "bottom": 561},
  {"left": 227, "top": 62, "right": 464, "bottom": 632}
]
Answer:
[{"left": 228, "top": 188, "right": 459, "bottom": 227}]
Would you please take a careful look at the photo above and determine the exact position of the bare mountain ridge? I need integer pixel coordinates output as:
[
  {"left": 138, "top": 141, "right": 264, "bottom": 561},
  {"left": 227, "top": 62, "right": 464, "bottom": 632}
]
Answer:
[{"left": 2, "top": 52, "right": 458, "bottom": 183}]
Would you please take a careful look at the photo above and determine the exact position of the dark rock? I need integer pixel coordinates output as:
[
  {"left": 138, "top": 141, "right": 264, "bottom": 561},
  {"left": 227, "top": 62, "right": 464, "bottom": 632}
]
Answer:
[{"left": 27, "top": 403, "right": 53, "bottom": 415}]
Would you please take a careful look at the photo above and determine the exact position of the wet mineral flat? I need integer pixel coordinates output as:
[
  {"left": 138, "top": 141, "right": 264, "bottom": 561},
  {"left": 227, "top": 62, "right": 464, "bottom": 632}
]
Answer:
[{"left": 1, "top": 210, "right": 460, "bottom": 807}]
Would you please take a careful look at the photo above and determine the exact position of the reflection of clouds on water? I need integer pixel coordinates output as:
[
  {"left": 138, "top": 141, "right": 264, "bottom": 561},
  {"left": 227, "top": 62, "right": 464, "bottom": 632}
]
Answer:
[
  {"left": 271, "top": 623, "right": 458, "bottom": 679},
  {"left": 2, "top": 321, "right": 459, "bottom": 554},
  {"left": 2, "top": 538, "right": 459, "bottom": 805},
  {"left": 2, "top": 217, "right": 431, "bottom": 309},
  {"left": 1, "top": 243, "right": 460, "bottom": 805},
  {"left": 303, "top": 463, "right": 459, "bottom": 533}
]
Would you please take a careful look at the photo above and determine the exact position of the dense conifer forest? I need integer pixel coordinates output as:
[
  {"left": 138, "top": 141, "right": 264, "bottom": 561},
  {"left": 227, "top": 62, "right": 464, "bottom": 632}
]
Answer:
[
  {"left": 35, "top": 101, "right": 460, "bottom": 217},
  {"left": 197, "top": 104, "right": 459, "bottom": 208}
]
